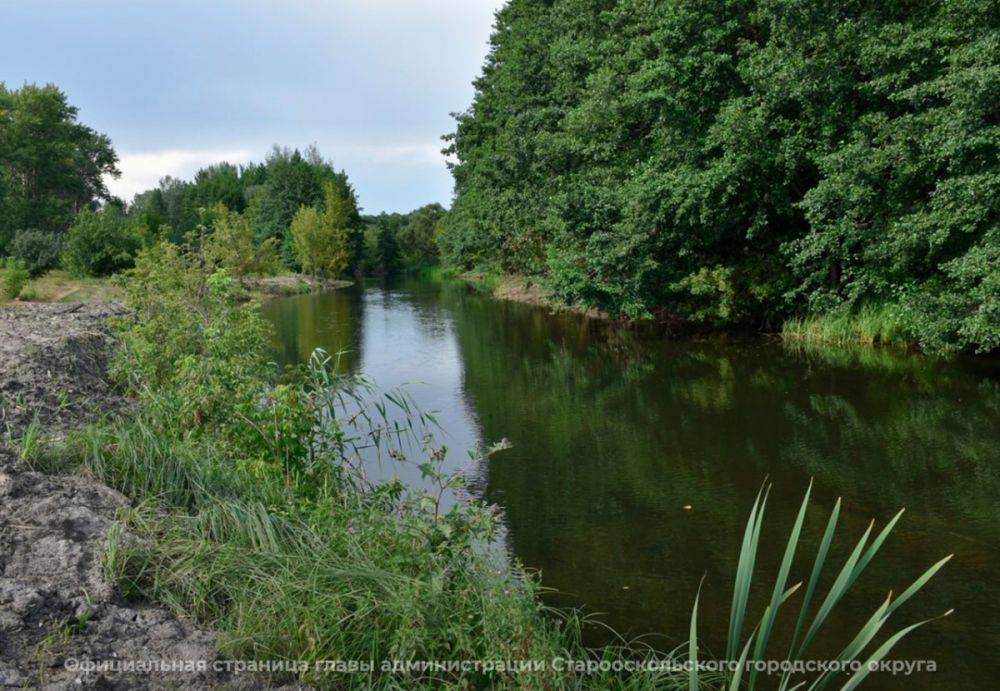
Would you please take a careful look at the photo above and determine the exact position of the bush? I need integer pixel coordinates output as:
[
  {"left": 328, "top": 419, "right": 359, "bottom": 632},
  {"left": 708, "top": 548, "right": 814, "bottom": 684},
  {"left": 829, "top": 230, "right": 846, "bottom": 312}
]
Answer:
[
  {"left": 63, "top": 208, "right": 141, "bottom": 277},
  {"left": 1, "top": 258, "right": 30, "bottom": 299},
  {"left": 10, "top": 229, "right": 62, "bottom": 276}
]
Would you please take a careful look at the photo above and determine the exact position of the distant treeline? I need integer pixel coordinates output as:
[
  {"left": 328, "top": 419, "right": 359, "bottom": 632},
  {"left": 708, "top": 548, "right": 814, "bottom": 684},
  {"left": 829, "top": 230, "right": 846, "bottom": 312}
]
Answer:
[
  {"left": 0, "top": 82, "right": 443, "bottom": 283},
  {"left": 361, "top": 203, "right": 446, "bottom": 276},
  {"left": 443, "top": 0, "right": 999, "bottom": 353}
]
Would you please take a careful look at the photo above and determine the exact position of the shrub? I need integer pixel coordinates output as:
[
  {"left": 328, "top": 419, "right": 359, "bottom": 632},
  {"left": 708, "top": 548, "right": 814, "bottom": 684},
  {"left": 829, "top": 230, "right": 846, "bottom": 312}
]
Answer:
[
  {"left": 10, "top": 229, "right": 62, "bottom": 276},
  {"left": 1, "top": 259, "right": 30, "bottom": 299},
  {"left": 63, "top": 208, "right": 141, "bottom": 277}
]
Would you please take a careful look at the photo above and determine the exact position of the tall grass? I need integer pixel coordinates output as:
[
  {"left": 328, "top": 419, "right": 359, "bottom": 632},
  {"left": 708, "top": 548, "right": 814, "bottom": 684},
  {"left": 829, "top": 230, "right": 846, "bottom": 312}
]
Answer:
[
  {"left": 782, "top": 305, "right": 915, "bottom": 348},
  {"left": 413, "top": 264, "right": 459, "bottom": 282}
]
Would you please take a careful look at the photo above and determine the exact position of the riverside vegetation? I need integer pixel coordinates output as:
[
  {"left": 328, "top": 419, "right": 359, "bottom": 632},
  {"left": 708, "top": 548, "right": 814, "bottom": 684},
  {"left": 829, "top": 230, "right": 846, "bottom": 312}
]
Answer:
[
  {"left": 15, "top": 242, "right": 948, "bottom": 689},
  {"left": 442, "top": 0, "right": 999, "bottom": 354},
  {"left": 0, "top": 7, "right": 976, "bottom": 684},
  {"left": 0, "top": 82, "right": 451, "bottom": 305}
]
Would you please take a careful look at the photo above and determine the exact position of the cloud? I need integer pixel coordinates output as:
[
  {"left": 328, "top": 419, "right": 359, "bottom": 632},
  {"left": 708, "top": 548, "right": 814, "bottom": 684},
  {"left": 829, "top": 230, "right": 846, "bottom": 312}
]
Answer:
[
  {"left": 338, "top": 143, "right": 449, "bottom": 166},
  {"left": 107, "top": 148, "right": 253, "bottom": 202}
]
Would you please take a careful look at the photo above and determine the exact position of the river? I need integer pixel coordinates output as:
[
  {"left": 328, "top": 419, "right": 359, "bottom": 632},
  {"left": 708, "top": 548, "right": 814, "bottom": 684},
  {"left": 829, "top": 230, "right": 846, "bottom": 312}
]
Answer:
[{"left": 261, "top": 278, "right": 1000, "bottom": 690}]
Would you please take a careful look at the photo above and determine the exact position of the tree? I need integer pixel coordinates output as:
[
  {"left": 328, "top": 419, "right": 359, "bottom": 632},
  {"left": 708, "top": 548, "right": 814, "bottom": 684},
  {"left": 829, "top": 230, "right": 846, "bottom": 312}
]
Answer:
[
  {"left": 0, "top": 83, "right": 119, "bottom": 254},
  {"left": 373, "top": 219, "right": 401, "bottom": 277},
  {"left": 290, "top": 181, "right": 355, "bottom": 278},
  {"left": 397, "top": 203, "right": 446, "bottom": 268},
  {"left": 202, "top": 204, "right": 281, "bottom": 277}
]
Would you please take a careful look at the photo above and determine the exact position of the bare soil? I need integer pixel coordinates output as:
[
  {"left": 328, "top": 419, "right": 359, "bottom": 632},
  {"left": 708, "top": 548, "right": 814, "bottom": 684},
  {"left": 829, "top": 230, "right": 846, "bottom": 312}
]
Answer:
[{"left": 0, "top": 302, "right": 300, "bottom": 689}]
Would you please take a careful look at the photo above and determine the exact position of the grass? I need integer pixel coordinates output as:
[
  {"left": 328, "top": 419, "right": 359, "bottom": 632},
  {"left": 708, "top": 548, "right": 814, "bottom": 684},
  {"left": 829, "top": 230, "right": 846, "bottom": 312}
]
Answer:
[
  {"left": 781, "top": 305, "right": 915, "bottom": 348},
  {"left": 413, "top": 264, "right": 459, "bottom": 282},
  {"left": 457, "top": 267, "right": 504, "bottom": 294},
  {"left": 0, "top": 268, "right": 122, "bottom": 304}
]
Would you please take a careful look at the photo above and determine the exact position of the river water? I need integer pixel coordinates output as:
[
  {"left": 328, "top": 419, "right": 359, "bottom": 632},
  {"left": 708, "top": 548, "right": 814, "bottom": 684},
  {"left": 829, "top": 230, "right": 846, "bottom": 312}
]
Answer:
[{"left": 261, "top": 279, "right": 1000, "bottom": 690}]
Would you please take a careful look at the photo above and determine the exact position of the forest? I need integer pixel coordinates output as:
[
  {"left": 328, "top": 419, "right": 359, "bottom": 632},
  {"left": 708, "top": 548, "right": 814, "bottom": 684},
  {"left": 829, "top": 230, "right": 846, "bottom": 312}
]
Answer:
[{"left": 442, "top": 0, "right": 999, "bottom": 353}]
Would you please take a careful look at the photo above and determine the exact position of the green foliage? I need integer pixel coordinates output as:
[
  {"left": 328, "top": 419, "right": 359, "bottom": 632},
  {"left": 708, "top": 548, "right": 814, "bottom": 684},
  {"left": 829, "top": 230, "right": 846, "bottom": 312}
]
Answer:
[
  {"left": 290, "top": 181, "right": 356, "bottom": 278},
  {"left": 361, "top": 204, "right": 447, "bottom": 276},
  {"left": 10, "top": 229, "right": 62, "bottom": 276},
  {"left": 1, "top": 258, "right": 30, "bottom": 299},
  {"left": 126, "top": 146, "right": 364, "bottom": 272},
  {"left": 782, "top": 305, "right": 915, "bottom": 348},
  {"left": 397, "top": 203, "right": 446, "bottom": 268},
  {"left": 445, "top": 0, "right": 1000, "bottom": 352},
  {"left": 201, "top": 203, "right": 281, "bottom": 277},
  {"left": 112, "top": 243, "right": 272, "bottom": 442},
  {"left": 0, "top": 83, "right": 119, "bottom": 254},
  {"left": 62, "top": 207, "right": 141, "bottom": 277},
  {"left": 373, "top": 221, "right": 401, "bottom": 277}
]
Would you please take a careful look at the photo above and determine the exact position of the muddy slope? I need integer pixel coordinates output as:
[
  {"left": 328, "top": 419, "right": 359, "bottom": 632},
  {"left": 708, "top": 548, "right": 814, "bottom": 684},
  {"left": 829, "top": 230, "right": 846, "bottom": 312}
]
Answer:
[{"left": 0, "top": 303, "right": 294, "bottom": 689}]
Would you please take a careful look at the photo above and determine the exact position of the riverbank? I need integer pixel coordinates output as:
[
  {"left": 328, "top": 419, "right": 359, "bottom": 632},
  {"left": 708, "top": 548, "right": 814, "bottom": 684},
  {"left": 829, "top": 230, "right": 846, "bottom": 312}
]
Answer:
[
  {"left": 456, "top": 270, "right": 931, "bottom": 351},
  {"left": 459, "top": 271, "right": 610, "bottom": 320},
  {"left": 8, "top": 247, "right": 646, "bottom": 689},
  {"left": 240, "top": 273, "right": 353, "bottom": 299},
  {"left": 0, "top": 302, "right": 276, "bottom": 689}
]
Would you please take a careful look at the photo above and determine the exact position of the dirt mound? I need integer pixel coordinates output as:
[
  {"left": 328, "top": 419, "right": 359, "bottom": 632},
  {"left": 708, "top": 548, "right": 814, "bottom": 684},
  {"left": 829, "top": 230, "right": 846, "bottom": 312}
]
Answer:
[
  {"left": 0, "top": 304, "right": 302, "bottom": 689},
  {"left": 0, "top": 302, "right": 126, "bottom": 440},
  {"left": 0, "top": 447, "right": 276, "bottom": 689}
]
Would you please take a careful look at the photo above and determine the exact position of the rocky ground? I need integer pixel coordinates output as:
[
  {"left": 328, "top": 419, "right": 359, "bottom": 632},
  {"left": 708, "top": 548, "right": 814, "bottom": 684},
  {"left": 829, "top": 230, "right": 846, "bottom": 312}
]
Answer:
[{"left": 0, "top": 303, "right": 295, "bottom": 689}]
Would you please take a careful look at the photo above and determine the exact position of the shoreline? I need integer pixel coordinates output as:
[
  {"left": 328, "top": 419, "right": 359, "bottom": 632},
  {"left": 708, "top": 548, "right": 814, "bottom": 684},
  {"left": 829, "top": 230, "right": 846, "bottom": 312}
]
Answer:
[
  {"left": 456, "top": 271, "right": 931, "bottom": 353},
  {"left": 0, "top": 301, "right": 274, "bottom": 689},
  {"left": 239, "top": 273, "right": 353, "bottom": 300}
]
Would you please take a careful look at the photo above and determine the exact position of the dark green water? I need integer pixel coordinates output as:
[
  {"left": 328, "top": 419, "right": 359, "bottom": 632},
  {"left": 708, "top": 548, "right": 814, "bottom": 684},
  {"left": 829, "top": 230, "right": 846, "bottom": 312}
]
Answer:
[{"left": 261, "top": 279, "right": 1000, "bottom": 690}]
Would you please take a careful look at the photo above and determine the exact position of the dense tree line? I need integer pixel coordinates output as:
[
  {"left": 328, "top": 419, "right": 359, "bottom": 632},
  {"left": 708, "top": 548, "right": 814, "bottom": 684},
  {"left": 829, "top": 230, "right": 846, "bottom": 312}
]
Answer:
[
  {"left": 0, "top": 85, "right": 376, "bottom": 283},
  {"left": 443, "top": 0, "right": 999, "bottom": 352},
  {"left": 130, "top": 146, "right": 365, "bottom": 271}
]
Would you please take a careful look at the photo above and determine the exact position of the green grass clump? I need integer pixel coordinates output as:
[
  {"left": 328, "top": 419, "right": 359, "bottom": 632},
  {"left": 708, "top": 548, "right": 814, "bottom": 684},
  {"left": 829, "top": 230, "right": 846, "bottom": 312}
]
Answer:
[
  {"left": 414, "top": 264, "right": 459, "bottom": 282},
  {"left": 1, "top": 259, "right": 30, "bottom": 299},
  {"left": 782, "top": 305, "right": 915, "bottom": 348}
]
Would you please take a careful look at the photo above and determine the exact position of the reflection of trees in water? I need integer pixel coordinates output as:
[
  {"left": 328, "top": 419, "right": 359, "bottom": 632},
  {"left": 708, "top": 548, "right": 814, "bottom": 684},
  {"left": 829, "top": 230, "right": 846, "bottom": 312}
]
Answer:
[
  {"left": 447, "top": 295, "right": 1000, "bottom": 656},
  {"left": 262, "top": 289, "right": 365, "bottom": 374},
  {"left": 780, "top": 382, "right": 1000, "bottom": 540}
]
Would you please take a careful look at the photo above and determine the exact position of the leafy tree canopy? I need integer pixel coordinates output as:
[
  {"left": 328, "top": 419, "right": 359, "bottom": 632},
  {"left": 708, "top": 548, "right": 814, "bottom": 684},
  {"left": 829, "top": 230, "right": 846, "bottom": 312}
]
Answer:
[
  {"left": 0, "top": 83, "right": 119, "bottom": 253},
  {"left": 443, "top": 0, "right": 1000, "bottom": 353}
]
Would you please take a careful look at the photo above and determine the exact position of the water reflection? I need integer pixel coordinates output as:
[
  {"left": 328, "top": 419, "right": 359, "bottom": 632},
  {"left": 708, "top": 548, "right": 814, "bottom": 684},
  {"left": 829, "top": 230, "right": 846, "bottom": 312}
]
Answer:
[{"left": 263, "top": 280, "right": 1000, "bottom": 691}]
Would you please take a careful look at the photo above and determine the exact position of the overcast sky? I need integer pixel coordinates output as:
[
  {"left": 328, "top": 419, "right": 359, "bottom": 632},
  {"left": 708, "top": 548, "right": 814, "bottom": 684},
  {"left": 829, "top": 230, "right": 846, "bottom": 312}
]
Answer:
[{"left": 0, "top": 0, "right": 504, "bottom": 213}]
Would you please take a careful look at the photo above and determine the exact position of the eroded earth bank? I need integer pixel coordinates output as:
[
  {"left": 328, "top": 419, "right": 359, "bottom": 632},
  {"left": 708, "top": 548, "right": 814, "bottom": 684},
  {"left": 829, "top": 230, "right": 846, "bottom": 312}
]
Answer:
[{"left": 0, "top": 303, "right": 275, "bottom": 689}]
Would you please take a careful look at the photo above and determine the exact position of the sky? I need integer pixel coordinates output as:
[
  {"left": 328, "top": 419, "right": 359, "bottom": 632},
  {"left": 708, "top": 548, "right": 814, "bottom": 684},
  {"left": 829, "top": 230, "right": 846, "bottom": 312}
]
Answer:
[{"left": 0, "top": 0, "right": 505, "bottom": 213}]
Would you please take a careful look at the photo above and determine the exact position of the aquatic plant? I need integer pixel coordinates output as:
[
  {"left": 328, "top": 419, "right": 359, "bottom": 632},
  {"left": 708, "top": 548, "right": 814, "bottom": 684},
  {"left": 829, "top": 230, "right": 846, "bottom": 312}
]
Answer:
[{"left": 689, "top": 482, "right": 951, "bottom": 690}]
